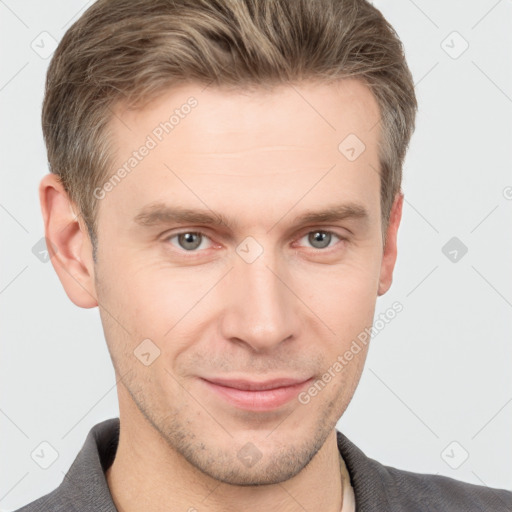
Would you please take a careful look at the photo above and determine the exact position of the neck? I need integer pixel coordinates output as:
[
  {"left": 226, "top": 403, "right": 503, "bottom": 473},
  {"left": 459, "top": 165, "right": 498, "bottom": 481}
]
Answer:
[{"left": 106, "top": 390, "right": 344, "bottom": 512}]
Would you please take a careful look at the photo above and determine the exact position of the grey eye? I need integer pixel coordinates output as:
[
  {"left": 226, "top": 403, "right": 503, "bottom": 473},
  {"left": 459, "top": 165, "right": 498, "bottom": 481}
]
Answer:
[
  {"left": 177, "top": 232, "right": 203, "bottom": 250},
  {"left": 308, "top": 231, "right": 332, "bottom": 249}
]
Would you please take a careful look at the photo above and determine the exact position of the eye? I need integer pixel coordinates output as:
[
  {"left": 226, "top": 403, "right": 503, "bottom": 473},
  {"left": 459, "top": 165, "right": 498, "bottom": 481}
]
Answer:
[
  {"left": 298, "top": 230, "right": 342, "bottom": 250},
  {"left": 166, "top": 231, "right": 213, "bottom": 251},
  {"left": 164, "top": 229, "right": 343, "bottom": 254}
]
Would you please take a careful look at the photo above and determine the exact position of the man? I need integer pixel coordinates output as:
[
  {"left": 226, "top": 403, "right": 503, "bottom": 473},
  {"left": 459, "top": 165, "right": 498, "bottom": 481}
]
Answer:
[{"left": 17, "top": 0, "right": 512, "bottom": 510}]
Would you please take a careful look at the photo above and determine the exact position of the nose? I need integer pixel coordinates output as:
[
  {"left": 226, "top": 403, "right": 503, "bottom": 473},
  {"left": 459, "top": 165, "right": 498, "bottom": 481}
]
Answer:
[{"left": 218, "top": 247, "right": 301, "bottom": 353}]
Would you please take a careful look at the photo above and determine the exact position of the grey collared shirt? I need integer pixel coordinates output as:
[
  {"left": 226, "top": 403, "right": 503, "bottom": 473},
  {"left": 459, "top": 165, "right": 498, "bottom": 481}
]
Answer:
[{"left": 15, "top": 417, "right": 512, "bottom": 511}]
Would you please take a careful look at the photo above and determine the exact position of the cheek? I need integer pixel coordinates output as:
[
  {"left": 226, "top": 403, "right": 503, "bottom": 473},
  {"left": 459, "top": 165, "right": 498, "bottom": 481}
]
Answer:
[
  {"left": 293, "top": 256, "right": 380, "bottom": 332},
  {"left": 102, "top": 257, "right": 220, "bottom": 350}
]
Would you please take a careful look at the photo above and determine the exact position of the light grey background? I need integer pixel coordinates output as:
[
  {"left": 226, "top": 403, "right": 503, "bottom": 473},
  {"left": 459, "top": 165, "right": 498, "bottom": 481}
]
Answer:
[{"left": 1, "top": 0, "right": 511, "bottom": 509}]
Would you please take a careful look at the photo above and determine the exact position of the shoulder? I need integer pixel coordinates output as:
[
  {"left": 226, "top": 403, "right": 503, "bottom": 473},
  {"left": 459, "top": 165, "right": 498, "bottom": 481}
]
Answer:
[
  {"left": 381, "top": 463, "right": 512, "bottom": 511},
  {"left": 13, "top": 418, "right": 120, "bottom": 512},
  {"left": 336, "top": 430, "right": 512, "bottom": 511}
]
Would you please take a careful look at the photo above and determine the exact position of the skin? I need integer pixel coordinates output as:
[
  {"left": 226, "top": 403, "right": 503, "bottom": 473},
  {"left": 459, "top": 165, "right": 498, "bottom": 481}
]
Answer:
[{"left": 40, "top": 78, "right": 402, "bottom": 512}]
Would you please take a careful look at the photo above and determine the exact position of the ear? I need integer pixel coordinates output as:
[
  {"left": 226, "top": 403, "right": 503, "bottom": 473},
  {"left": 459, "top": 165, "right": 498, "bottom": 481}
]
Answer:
[
  {"left": 39, "top": 173, "right": 98, "bottom": 308},
  {"left": 377, "top": 192, "right": 403, "bottom": 296}
]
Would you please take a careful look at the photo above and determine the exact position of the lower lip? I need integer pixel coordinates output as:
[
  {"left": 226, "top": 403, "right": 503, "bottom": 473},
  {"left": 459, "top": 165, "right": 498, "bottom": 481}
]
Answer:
[{"left": 201, "top": 378, "right": 312, "bottom": 411}]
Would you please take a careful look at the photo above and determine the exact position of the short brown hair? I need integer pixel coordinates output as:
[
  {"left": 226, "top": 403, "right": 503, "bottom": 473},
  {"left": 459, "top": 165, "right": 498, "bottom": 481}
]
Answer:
[{"left": 42, "top": 0, "right": 417, "bottom": 256}]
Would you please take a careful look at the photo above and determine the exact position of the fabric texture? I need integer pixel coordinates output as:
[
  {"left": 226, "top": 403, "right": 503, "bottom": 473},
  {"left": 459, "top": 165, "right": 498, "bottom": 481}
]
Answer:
[{"left": 15, "top": 417, "right": 512, "bottom": 512}]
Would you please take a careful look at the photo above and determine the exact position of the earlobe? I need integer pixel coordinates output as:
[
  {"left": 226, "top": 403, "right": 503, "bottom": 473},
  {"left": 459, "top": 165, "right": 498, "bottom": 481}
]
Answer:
[
  {"left": 39, "top": 173, "right": 98, "bottom": 308},
  {"left": 377, "top": 192, "right": 403, "bottom": 296}
]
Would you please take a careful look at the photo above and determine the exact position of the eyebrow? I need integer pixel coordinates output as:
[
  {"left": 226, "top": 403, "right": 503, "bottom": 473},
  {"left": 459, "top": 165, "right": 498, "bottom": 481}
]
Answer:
[{"left": 133, "top": 201, "right": 370, "bottom": 231}]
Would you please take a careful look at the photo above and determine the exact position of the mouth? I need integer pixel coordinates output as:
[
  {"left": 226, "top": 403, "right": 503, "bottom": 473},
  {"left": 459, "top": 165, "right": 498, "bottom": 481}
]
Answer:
[{"left": 199, "top": 376, "right": 313, "bottom": 411}]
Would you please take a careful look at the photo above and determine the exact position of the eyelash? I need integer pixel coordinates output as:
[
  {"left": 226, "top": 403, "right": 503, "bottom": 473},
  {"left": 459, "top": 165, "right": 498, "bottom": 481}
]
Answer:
[{"left": 163, "top": 229, "right": 346, "bottom": 255}]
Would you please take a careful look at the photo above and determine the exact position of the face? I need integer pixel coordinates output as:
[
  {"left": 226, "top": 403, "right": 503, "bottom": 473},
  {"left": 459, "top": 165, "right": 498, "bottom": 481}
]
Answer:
[{"left": 46, "top": 78, "right": 401, "bottom": 486}]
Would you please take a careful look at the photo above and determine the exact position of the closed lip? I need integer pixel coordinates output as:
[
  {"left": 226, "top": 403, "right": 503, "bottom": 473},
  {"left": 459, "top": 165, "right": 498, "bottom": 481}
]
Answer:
[{"left": 200, "top": 377, "right": 312, "bottom": 391}]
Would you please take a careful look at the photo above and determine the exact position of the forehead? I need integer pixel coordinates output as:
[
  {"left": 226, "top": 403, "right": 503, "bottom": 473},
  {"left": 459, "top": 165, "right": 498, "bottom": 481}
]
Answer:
[
  {"left": 110, "top": 79, "right": 380, "bottom": 159},
  {"left": 101, "top": 79, "right": 382, "bottom": 229}
]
